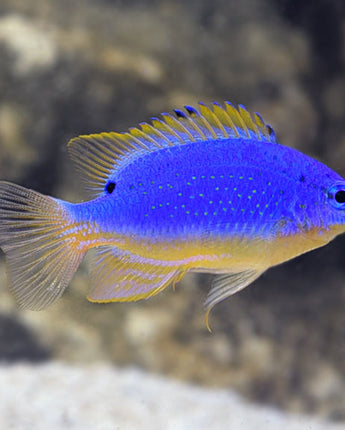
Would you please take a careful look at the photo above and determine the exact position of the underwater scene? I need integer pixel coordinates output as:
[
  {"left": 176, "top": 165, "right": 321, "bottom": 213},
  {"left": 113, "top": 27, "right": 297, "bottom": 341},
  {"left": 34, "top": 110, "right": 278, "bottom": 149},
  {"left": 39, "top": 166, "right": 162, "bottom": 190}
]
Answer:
[{"left": 0, "top": 0, "right": 345, "bottom": 429}]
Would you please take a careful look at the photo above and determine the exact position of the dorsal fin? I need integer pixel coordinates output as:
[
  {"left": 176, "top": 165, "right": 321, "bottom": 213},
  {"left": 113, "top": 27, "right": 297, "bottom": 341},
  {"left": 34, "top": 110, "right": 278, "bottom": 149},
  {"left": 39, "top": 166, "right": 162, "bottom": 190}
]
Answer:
[{"left": 68, "top": 102, "right": 277, "bottom": 196}]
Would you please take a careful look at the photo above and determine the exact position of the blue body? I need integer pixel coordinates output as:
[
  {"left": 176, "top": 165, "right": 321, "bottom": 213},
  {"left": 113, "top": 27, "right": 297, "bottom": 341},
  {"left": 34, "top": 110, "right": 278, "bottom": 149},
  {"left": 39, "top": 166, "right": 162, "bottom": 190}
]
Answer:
[{"left": 71, "top": 137, "right": 344, "bottom": 241}]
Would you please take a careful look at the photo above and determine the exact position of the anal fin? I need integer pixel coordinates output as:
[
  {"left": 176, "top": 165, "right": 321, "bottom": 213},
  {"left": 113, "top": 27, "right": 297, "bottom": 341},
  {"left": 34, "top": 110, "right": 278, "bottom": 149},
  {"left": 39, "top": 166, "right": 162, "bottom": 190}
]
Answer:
[
  {"left": 205, "top": 269, "right": 264, "bottom": 331},
  {"left": 88, "top": 246, "right": 183, "bottom": 302}
]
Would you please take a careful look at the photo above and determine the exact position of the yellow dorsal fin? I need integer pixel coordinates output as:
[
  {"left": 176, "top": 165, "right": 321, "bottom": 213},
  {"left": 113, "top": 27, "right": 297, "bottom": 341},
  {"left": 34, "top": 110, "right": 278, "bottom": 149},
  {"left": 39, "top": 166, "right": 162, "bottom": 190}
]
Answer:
[{"left": 68, "top": 102, "right": 277, "bottom": 196}]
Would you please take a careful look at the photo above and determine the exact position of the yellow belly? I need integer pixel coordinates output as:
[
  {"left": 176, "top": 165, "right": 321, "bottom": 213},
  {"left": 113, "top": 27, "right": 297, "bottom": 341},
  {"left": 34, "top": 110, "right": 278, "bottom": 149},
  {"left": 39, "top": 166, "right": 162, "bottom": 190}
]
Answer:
[{"left": 83, "top": 224, "right": 345, "bottom": 273}]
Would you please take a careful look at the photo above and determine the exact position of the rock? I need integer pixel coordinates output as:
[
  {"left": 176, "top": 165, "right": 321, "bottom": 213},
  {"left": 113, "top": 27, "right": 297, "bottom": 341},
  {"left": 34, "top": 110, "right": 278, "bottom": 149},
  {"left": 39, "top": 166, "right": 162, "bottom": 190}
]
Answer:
[{"left": 0, "top": 14, "right": 57, "bottom": 75}]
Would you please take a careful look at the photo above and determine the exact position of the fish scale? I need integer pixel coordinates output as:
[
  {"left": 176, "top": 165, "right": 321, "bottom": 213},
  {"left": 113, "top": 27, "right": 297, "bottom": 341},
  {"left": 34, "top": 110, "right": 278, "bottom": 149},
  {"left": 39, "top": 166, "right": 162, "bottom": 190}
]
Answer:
[
  {"left": 107, "top": 141, "right": 301, "bottom": 238},
  {"left": 0, "top": 101, "right": 345, "bottom": 330}
]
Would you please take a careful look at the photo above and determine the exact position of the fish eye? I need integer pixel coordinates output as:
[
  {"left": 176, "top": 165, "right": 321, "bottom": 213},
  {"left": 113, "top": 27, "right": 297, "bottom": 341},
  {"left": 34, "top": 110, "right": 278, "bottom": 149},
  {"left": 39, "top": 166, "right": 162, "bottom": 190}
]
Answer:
[
  {"left": 328, "top": 183, "right": 345, "bottom": 209},
  {"left": 335, "top": 190, "right": 345, "bottom": 203}
]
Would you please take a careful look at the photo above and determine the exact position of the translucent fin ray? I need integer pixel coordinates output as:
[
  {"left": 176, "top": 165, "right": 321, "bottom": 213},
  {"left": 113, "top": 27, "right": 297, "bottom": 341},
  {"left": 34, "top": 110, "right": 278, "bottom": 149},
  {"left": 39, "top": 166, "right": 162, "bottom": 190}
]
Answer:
[
  {"left": 0, "top": 182, "right": 84, "bottom": 310},
  {"left": 204, "top": 269, "right": 263, "bottom": 331},
  {"left": 68, "top": 102, "right": 277, "bottom": 197},
  {"left": 88, "top": 247, "right": 184, "bottom": 302}
]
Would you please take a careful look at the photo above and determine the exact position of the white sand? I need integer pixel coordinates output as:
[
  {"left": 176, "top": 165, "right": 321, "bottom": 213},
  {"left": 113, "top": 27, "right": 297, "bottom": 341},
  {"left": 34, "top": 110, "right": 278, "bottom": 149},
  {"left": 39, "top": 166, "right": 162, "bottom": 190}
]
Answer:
[{"left": 0, "top": 362, "right": 342, "bottom": 430}]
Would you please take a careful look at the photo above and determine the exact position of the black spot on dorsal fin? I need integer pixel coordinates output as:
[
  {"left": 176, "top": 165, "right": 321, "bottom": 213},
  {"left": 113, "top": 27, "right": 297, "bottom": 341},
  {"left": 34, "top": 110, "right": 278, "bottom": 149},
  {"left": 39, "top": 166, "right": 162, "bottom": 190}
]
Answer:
[
  {"left": 174, "top": 109, "right": 187, "bottom": 119},
  {"left": 185, "top": 105, "right": 198, "bottom": 116},
  {"left": 266, "top": 125, "right": 275, "bottom": 139},
  {"left": 105, "top": 182, "right": 116, "bottom": 194}
]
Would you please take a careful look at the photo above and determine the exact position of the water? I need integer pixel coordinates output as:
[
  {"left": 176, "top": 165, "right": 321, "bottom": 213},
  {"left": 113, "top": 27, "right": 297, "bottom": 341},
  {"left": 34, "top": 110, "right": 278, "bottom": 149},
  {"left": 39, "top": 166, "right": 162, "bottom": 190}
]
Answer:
[{"left": 0, "top": 0, "right": 344, "bottom": 427}]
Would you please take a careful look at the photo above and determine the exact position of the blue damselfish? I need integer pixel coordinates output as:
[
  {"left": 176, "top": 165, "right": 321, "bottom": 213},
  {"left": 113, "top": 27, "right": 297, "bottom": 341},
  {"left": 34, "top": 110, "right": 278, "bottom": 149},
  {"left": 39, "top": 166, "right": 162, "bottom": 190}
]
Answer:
[{"left": 1, "top": 101, "right": 345, "bottom": 328}]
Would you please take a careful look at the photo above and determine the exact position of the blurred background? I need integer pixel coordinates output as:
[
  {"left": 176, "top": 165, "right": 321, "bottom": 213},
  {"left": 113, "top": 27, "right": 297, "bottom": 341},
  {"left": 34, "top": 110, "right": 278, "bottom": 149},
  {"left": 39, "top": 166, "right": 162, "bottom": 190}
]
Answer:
[{"left": 0, "top": 0, "right": 345, "bottom": 428}]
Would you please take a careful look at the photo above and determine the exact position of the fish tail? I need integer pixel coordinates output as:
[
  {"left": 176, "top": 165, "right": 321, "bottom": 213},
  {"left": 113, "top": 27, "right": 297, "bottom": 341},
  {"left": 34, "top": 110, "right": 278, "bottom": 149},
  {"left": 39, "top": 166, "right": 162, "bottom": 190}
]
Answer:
[{"left": 0, "top": 181, "right": 85, "bottom": 310}]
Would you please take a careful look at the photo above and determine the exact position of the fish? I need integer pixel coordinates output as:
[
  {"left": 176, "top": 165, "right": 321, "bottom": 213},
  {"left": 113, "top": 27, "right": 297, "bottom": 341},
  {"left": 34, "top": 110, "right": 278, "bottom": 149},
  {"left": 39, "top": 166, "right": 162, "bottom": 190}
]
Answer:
[{"left": 1, "top": 101, "right": 345, "bottom": 330}]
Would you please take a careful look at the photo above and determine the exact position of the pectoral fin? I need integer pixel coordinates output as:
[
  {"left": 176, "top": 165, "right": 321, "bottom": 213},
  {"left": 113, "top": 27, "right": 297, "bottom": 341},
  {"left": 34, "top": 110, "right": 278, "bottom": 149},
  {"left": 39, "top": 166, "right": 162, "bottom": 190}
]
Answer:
[{"left": 205, "top": 269, "right": 264, "bottom": 331}]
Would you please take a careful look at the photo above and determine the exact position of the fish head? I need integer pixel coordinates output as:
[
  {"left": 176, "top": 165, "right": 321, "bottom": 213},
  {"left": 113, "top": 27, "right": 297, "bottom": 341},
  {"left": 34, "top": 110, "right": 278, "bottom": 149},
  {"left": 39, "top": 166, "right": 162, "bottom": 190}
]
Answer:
[
  {"left": 273, "top": 173, "right": 345, "bottom": 261},
  {"left": 279, "top": 164, "right": 345, "bottom": 247}
]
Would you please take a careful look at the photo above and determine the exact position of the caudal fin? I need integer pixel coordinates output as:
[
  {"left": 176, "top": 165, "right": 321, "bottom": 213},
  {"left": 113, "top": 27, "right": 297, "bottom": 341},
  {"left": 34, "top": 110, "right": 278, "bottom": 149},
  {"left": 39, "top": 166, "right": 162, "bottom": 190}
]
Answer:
[{"left": 0, "top": 182, "right": 84, "bottom": 310}]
